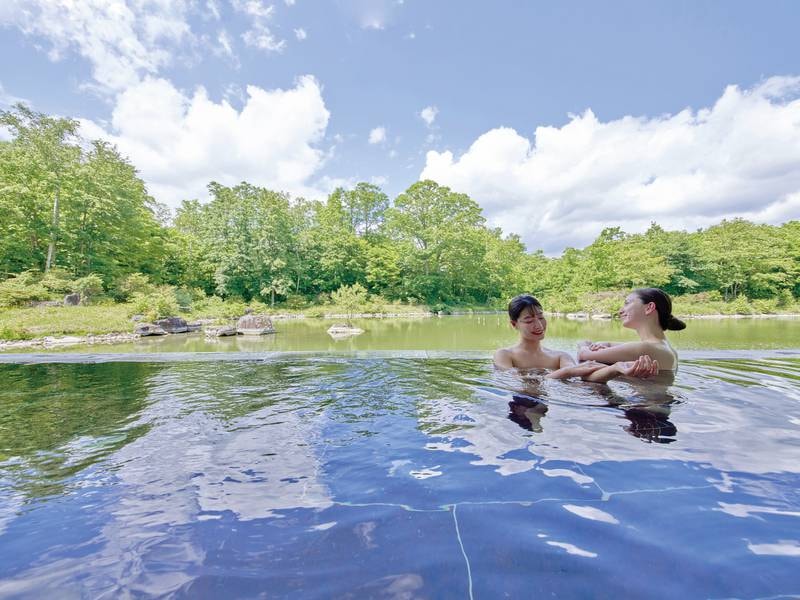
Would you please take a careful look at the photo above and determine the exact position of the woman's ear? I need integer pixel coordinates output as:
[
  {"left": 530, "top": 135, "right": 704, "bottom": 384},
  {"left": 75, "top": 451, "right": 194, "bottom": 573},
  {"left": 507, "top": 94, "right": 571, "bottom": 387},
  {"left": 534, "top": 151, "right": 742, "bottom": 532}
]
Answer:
[{"left": 644, "top": 302, "right": 656, "bottom": 315}]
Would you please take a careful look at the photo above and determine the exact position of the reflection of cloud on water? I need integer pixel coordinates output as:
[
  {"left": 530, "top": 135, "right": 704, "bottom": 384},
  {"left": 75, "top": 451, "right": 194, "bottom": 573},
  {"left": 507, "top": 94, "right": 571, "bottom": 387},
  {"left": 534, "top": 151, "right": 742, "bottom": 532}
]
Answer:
[
  {"left": 420, "top": 396, "right": 537, "bottom": 476},
  {"left": 747, "top": 540, "right": 800, "bottom": 556},
  {"left": 0, "top": 366, "right": 332, "bottom": 597}
]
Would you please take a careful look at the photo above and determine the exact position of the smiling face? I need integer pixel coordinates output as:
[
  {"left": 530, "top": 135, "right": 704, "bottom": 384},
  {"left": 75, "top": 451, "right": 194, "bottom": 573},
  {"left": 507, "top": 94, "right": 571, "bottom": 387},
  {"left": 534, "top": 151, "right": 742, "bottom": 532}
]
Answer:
[
  {"left": 512, "top": 306, "right": 547, "bottom": 340},
  {"left": 618, "top": 293, "right": 655, "bottom": 329}
]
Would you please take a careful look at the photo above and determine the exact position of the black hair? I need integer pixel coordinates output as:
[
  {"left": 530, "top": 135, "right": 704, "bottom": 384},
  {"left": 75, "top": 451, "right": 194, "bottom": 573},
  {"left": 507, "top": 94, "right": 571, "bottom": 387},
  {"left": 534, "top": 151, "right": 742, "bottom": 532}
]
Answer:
[
  {"left": 633, "top": 288, "right": 686, "bottom": 331},
  {"left": 508, "top": 294, "right": 543, "bottom": 322}
]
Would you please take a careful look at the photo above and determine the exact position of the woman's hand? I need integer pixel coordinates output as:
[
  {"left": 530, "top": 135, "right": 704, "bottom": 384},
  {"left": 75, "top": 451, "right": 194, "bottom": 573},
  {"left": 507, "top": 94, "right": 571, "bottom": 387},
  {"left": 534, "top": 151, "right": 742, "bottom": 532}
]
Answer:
[
  {"left": 617, "top": 355, "right": 659, "bottom": 378},
  {"left": 589, "top": 342, "right": 611, "bottom": 351},
  {"left": 569, "top": 361, "right": 607, "bottom": 377}
]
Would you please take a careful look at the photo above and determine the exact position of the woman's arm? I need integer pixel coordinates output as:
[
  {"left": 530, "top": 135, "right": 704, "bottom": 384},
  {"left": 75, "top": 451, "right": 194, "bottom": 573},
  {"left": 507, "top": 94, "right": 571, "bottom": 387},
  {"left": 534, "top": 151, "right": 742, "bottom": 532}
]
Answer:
[
  {"left": 581, "top": 355, "right": 659, "bottom": 383},
  {"left": 546, "top": 359, "right": 604, "bottom": 380},
  {"left": 577, "top": 342, "right": 652, "bottom": 364}
]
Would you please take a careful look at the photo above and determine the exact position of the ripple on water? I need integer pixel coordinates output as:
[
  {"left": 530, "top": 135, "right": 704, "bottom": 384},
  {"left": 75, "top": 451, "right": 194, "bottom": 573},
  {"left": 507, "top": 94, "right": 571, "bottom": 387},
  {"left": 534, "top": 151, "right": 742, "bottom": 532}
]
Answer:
[{"left": 0, "top": 356, "right": 799, "bottom": 598}]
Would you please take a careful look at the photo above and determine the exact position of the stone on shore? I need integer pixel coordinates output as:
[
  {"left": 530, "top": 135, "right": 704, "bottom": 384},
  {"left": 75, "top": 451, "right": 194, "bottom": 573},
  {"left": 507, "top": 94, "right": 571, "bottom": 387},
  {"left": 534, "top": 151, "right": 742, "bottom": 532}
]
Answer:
[
  {"left": 134, "top": 323, "right": 167, "bottom": 336},
  {"left": 205, "top": 325, "right": 238, "bottom": 337},
  {"left": 236, "top": 314, "right": 276, "bottom": 335},
  {"left": 64, "top": 293, "right": 80, "bottom": 306},
  {"left": 155, "top": 316, "right": 189, "bottom": 334}
]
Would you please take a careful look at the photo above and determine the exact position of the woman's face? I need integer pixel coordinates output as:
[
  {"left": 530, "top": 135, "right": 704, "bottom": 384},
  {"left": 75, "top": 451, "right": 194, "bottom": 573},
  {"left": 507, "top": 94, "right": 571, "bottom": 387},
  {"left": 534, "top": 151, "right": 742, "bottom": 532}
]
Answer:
[
  {"left": 513, "top": 306, "right": 547, "bottom": 339},
  {"left": 619, "top": 293, "right": 652, "bottom": 329}
]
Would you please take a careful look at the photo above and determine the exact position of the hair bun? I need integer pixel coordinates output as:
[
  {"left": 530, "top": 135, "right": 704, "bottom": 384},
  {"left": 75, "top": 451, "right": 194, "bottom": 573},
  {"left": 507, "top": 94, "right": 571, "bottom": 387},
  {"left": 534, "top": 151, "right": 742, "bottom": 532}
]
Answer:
[{"left": 667, "top": 315, "right": 686, "bottom": 331}]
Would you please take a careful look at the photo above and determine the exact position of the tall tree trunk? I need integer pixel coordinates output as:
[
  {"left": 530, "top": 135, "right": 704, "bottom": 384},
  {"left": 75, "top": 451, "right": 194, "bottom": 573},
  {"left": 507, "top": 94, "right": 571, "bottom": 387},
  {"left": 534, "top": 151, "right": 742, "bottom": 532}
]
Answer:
[{"left": 45, "top": 186, "right": 60, "bottom": 272}]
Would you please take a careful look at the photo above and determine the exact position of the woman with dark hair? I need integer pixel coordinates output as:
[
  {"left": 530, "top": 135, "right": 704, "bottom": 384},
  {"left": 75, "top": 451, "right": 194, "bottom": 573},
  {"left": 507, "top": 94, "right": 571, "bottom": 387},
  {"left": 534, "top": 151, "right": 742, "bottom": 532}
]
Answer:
[
  {"left": 577, "top": 288, "right": 686, "bottom": 370},
  {"left": 495, "top": 293, "right": 659, "bottom": 380}
]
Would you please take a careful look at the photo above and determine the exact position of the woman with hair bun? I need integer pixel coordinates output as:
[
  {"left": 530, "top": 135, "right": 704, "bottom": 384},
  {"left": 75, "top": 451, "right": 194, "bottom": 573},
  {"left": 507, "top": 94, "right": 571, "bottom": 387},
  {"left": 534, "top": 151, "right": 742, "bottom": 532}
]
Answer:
[{"left": 577, "top": 288, "right": 686, "bottom": 370}]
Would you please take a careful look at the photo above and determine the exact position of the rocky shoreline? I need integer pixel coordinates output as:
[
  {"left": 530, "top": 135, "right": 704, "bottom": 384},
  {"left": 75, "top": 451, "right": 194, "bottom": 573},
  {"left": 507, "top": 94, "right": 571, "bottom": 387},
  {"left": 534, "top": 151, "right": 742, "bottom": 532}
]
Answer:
[
  {"left": 1, "top": 311, "right": 799, "bottom": 352},
  {"left": 0, "top": 332, "right": 140, "bottom": 352}
]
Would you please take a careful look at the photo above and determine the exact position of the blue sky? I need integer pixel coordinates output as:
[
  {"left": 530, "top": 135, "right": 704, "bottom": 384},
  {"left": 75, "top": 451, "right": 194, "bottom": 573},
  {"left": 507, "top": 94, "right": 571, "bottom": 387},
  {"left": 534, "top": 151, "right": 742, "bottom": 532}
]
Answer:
[{"left": 2, "top": 0, "right": 799, "bottom": 253}]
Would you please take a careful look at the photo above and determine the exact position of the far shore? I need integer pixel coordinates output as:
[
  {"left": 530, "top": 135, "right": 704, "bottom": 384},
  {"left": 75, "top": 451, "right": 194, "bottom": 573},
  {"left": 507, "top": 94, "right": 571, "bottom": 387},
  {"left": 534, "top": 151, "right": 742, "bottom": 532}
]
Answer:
[{"left": 2, "top": 309, "right": 799, "bottom": 352}]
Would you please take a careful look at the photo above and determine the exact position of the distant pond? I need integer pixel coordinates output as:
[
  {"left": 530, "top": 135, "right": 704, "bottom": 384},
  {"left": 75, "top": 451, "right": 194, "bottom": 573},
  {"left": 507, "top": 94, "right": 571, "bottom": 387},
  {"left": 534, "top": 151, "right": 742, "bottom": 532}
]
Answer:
[{"left": 4, "top": 313, "right": 800, "bottom": 355}]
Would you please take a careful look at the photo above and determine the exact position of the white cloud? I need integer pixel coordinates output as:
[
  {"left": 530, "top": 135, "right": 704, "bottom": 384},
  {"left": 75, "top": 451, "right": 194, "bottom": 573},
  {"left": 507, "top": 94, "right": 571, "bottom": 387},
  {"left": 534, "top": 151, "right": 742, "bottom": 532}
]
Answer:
[
  {"left": 420, "top": 77, "right": 800, "bottom": 254},
  {"left": 285, "top": 0, "right": 296, "bottom": 5},
  {"left": 79, "top": 75, "right": 331, "bottom": 205},
  {"left": 216, "top": 29, "right": 236, "bottom": 61},
  {"left": 338, "top": 0, "right": 399, "bottom": 30},
  {"left": 420, "top": 105, "right": 438, "bottom": 127},
  {"left": 206, "top": 0, "right": 222, "bottom": 20},
  {"left": 0, "top": 0, "right": 193, "bottom": 92},
  {"left": 370, "top": 175, "right": 388, "bottom": 186},
  {"left": 368, "top": 126, "right": 387, "bottom": 145},
  {"left": 233, "top": 0, "right": 286, "bottom": 53},
  {"left": 294, "top": 27, "right": 307, "bottom": 41}
]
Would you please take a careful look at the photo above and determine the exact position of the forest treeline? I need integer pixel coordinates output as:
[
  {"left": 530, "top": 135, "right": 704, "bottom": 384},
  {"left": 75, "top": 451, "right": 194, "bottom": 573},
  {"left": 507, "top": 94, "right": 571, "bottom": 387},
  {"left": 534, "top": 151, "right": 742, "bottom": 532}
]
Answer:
[{"left": 2, "top": 104, "right": 799, "bottom": 314}]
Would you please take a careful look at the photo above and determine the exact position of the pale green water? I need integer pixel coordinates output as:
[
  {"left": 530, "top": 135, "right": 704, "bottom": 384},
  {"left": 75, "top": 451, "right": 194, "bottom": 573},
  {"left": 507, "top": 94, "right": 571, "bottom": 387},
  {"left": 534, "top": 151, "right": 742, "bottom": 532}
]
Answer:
[{"left": 5, "top": 314, "right": 799, "bottom": 354}]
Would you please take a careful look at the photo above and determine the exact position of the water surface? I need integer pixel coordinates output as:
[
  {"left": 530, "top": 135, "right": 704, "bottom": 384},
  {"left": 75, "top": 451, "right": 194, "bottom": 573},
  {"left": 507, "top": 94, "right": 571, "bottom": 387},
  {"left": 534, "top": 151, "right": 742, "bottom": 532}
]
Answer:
[{"left": 1, "top": 354, "right": 800, "bottom": 598}]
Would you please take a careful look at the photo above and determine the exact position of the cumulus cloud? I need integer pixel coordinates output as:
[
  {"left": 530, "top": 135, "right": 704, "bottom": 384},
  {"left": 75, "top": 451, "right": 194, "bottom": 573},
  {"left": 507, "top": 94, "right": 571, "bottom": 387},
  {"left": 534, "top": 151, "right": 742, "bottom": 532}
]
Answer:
[
  {"left": 368, "top": 126, "right": 387, "bottom": 145},
  {"left": 420, "top": 77, "right": 800, "bottom": 254},
  {"left": 0, "top": 0, "right": 193, "bottom": 92},
  {"left": 79, "top": 75, "right": 331, "bottom": 205},
  {"left": 419, "top": 105, "right": 438, "bottom": 126},
  {"left": 294, "top": 27, "right": 307, "bottom": 40}
]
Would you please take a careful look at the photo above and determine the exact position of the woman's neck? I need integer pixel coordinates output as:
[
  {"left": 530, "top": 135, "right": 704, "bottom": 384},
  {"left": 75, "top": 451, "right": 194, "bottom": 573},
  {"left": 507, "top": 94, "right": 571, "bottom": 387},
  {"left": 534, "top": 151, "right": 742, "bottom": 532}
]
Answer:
[{"left": 634, "top": 322, "right": 666, "bottom": 343}]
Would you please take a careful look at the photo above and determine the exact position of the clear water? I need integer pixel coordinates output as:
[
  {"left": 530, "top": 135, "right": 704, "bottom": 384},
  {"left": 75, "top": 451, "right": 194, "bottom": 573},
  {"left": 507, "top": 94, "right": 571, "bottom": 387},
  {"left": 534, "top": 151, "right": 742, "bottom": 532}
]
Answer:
[{"left": 2, "top": 353, "right": 800, "bottom": 598}]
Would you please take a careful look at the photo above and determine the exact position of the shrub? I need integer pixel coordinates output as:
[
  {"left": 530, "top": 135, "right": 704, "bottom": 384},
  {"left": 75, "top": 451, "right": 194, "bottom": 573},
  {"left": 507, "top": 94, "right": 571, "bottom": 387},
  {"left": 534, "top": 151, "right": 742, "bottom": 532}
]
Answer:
[
  {"left": 115, "top": 273, "right": 156, "bottom": 301},
  {"left": 193, "top": 295, "right": 248, "bottom": 319},
  {"left": 40, "top": 269, "right": 76, "bottom": 294},
  {"left": 720, "top": 295, "right": 754, "bottom": 315},
  {"left": 129, "top": 286, "right": 180, "bottom": 321},
  {"left": 751, "top": 298, "right": 778, "bottom": 314},
  {"left": 777, "top": 289, "right": 795, "bottom": 309},
  {"left": 283, "top": 294, "right": 308, "bottom": 309},
  {"left": 0, "top": 326, "right": 33, "bottom": 341},
  {"left": 331, "top": 283, "right": 368, "bottom": 325},
  {"left": 0, "top": 272, "right": 51, "bottom": 307},
  {"left": 73, "top": 274, "right": 104, "bottom": 302}
]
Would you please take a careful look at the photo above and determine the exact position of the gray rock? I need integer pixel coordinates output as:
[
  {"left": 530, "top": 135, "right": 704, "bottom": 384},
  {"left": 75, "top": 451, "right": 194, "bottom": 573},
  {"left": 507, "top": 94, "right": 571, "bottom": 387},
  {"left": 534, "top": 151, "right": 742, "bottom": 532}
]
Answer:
[
  {"left": 236, "top": 314, "right": 275, "bottom": 335},
  {"left": 134, "top": 323, "right": 167, "bottom": 336},
  {"left": 205, "top": 325, "right": 238, "bottom": 337},
  {"left": 155, "top": 316, "right": 189, "bottom": 333},
  {"left": 64, "top": 293, "right": 80, "bottom": 306}
]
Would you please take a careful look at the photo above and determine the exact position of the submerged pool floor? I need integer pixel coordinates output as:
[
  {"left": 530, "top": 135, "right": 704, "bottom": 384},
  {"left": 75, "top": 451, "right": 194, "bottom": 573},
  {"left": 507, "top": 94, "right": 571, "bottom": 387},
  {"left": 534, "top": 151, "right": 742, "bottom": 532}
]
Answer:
[{"left": 1, "top": 355, "right": 799, "bottom": 598}]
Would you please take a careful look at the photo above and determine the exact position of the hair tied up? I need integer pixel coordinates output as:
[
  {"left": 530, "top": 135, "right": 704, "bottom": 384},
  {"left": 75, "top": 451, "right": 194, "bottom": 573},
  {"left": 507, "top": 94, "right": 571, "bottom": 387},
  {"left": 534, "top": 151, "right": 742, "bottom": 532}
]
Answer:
[{"left": 667, "top": 315, "right": 686, "bottom": 331}]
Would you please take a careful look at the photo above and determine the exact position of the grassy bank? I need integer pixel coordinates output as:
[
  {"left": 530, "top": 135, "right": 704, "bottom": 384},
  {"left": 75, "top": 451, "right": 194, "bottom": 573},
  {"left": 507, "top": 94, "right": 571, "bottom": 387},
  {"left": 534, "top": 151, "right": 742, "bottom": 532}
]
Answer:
[{"left": 1, "top": 294, "right": 799, "bottom": 342}]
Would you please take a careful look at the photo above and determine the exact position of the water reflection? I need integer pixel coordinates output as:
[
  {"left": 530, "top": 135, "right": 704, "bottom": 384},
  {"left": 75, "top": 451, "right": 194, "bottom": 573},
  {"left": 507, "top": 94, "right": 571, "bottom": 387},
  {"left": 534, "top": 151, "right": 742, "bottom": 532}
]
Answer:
[{"left": 501, "top": 369, "right": 680, "bottom": 444}]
